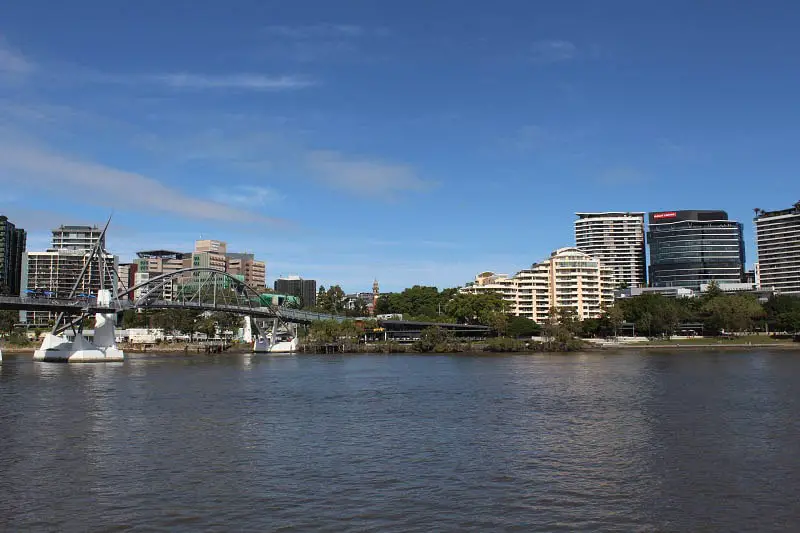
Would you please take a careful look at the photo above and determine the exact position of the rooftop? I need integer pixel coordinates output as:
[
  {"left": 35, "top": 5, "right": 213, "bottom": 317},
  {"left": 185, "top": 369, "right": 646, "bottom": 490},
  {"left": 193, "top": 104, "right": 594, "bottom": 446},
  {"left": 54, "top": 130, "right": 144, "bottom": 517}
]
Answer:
[{"left": 136, "top": 250, "right": 187, "bottom": 259}]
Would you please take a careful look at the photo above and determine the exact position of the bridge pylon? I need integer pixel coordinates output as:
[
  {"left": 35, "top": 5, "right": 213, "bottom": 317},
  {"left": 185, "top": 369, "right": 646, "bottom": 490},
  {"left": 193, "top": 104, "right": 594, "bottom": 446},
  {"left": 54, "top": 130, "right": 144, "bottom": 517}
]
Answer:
[{"left": 33, "top": 289, "right": 124, "bottom": 363}]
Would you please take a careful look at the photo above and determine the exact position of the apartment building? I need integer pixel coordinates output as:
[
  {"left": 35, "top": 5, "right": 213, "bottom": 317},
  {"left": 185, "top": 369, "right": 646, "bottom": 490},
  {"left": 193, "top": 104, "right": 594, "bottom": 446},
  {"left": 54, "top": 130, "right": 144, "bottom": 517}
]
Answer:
[
  {"left": 461, "top": 247, "right": 614, "bottom": 322},
  {"left": 574, "top": 212, "right": 646, "bottom": 288},
  {"left": 22, "top": 225, "right": 117, "bottom": 326},
  {"left": 754, "top": 202, "right": 800, "bottom": 294}
]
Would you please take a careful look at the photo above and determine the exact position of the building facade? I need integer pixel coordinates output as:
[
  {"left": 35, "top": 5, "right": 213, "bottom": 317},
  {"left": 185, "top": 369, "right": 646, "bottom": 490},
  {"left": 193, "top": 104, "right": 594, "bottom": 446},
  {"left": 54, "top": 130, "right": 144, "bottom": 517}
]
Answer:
[
  {"left": 574, "top": 212, "right": 646, "bottom": 288},
  {"left": 52, "top": 225, "right": 104, "bottom": 251},
  {"left": 461, "top": 248, "right": 614, "bottom": 322},
  {"left": 131, "top": 250, "right": 187, "bottom": 301},
  {"left": 22, "top": 225, "right": 117, "bottom": 326},
  {"left": 647, "top": 210, "right": 745, "bottom": 289},
  {"left": 274, "top": 276, "right": 317, "bottom": 308},
  {"left": 754, "top": 202, "right": 800, "bottom": 295},
  {"left": 0, "top": 215, "right": 26, "bottom": 295},
  {"left": 226, "top": 253, "right": 266, "bottom": 290}
]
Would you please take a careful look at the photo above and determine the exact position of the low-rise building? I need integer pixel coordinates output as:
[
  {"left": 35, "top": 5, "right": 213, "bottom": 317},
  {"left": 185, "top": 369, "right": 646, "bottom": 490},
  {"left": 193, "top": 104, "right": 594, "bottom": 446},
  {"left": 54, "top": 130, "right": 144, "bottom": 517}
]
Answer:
[{"left": 461, "top": 247, "right": 615, "bottom": 322}]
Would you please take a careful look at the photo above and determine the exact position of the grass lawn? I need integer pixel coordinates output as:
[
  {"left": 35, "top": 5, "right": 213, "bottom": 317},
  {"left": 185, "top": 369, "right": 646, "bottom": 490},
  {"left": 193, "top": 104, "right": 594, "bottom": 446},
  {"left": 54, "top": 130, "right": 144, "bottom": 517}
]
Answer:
[{"left": 641, "top": 335, "right": 795, "bottom": 345}]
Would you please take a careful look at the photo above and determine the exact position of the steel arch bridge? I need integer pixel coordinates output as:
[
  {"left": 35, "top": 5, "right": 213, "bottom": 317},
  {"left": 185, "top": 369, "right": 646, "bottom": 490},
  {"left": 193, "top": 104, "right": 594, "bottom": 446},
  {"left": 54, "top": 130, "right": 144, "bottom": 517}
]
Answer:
[
  {"left": 0, "top": 267, "right": 346, "bottom": 335},
  {"left": 120, "top": 267, "right": 344, "bottom": 324}
]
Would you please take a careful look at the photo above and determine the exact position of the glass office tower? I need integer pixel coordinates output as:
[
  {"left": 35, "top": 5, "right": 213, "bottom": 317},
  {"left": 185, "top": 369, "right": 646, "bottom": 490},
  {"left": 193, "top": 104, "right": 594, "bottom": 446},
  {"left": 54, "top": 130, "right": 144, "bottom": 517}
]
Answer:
[{"left": 647, "top": 210, "right": 745, "bottom": 288}]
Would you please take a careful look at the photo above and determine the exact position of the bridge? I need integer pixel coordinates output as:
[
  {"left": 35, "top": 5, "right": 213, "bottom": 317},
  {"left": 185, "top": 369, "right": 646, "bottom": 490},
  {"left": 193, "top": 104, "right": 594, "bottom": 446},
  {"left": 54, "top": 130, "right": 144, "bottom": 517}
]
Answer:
[{"left": 0, "top": 218, "right": 350, "bottom": 362}]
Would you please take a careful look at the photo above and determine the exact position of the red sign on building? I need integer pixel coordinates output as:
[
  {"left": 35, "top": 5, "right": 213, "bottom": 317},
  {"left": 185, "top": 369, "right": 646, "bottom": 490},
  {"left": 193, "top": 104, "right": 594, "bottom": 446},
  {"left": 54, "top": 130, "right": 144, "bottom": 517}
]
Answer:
[{"left": 653, "top": 212, "right": 677, "bottom": 220}]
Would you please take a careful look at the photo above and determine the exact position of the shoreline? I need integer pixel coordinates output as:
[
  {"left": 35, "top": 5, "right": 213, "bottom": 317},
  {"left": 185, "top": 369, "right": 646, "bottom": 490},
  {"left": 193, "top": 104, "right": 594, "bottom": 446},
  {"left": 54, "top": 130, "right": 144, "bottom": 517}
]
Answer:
[{"left": 3, "top": 342, "right": 800, "bottom": 357}]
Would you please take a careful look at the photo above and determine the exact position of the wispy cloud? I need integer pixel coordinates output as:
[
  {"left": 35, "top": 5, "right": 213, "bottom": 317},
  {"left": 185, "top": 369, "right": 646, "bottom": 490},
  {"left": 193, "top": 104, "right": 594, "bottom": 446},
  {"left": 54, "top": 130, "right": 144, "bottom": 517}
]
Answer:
[
  {"left": 263, "top": 24, "right": 366, "bottom": 39},
  {"left": 259, "top": 23, "right": 387, "bottom": 63},
  {"left": 0, "top": 38, "right": 34, "bottom": 78},
  {"left": 597, "top": 165, "right": 650, "bottom": 186},
  {"left": 306, "top": 150, "right": 432, "bottom": 197},
  {"left": 658, "top": 138, "right": 701, "bottom": 162},
  {"left": 146, "top": 73, "right": 315, "bottom": 91},
  {"left": 0, "top": 37, "right": 313, "bottom": 92},
  {"left": 531, "top": 40, "right": 577, "bottom": 64},
  {"left": 0, "top": 138, "right": 287, "bottom": 225},
  {"left": 211, "top": 185, "right": 283, "bottom": 207}
]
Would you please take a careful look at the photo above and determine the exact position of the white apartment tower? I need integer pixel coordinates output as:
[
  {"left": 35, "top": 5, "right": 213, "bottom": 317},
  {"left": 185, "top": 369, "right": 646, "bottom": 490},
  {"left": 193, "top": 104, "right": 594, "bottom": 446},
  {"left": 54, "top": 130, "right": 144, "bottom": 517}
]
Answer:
[
  {"left": 22, "top": 225, "right": 118, "bottom": 326},
  {"left": 461, "top": 248, "right": 615, "bottom": 323},
  {"left": 574, "top": 212, "right": 646, "bottom": 288},
  {"left": 754, "top": 203, "right": 800, "bottom": 295}
]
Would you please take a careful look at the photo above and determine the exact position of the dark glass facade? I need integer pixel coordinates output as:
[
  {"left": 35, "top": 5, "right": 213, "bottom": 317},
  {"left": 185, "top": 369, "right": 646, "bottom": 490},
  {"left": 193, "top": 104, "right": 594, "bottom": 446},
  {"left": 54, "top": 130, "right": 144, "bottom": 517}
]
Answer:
[
  {"left": 0, "top": 216, "right": 26, "bottom": 296},
  {"left": 647, "top": 210, "right": 744, "bottom": 288},
  {"left": 274, "top": 277, "right": 317, "bottom": 308}
]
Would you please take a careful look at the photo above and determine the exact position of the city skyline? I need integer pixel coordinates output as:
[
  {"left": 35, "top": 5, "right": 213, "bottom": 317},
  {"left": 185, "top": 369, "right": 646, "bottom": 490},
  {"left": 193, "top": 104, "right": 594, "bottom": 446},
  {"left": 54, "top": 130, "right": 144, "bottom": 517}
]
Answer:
[{"left": 3, "top": 2, "right": 800, "bottom": 291}]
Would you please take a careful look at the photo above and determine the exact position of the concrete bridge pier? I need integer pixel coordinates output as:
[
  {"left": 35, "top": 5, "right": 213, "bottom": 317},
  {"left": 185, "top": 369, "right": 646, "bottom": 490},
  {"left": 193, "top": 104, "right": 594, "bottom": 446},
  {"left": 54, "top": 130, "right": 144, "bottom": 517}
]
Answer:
[{"left": 33, "top": 289, "right": 124, "bottom": 363}]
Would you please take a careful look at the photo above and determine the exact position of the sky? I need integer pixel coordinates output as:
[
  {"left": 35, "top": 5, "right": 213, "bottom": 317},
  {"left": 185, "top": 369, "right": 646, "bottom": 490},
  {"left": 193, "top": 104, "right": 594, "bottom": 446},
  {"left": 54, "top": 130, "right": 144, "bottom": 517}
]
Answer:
[{"left": 2, "top": 1, "right": 800, "bottom": 292}]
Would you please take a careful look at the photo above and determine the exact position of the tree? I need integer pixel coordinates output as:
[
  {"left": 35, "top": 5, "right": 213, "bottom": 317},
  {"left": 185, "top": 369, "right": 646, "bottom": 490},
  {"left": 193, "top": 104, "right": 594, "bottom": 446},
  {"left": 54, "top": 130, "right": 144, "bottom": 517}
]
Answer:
[
  {"left": 702, "top": 294, "right": 764, "bottom": 334},
  {"left": 197, "top": 316, "right": 217, "bottom": 339},
  {"left": 412, "top": 326, "right": 454, "bottom": 353},
  {"left": 605, "top": 304, "right": 625, "bottom": 337},
  {"left": 326, "top": 285, "right": 346, "bottom": 313},
  {"left": 316, "top": 286, "right": 330, "bottom": 312},
  {"left": 0, "top": 309, "right": 17, "bottom": 335},
  {"left": 506, "top": 316, "right": 541, "bottom": 338},
  {"left": 763, "top": 295, "right": 800, "bottom": 333},
  {"left": 445, "top": 292, "right": 505, "bottom": 325},
  {"left": 487, "top": 311, "right": 509, "bottom": 335}
]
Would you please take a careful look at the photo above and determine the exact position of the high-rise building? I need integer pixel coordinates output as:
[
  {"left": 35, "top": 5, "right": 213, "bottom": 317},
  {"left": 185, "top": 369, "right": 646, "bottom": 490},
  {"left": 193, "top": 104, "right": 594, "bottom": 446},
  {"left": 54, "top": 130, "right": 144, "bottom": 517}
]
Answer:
[
  {"left": 461, "top": 247, "right": 615, "bottom": 322},
  {"left": 51, "top": 225, "right": 104, "bottom": 251},
  {"left": 226, "top": 253, "right": 266, "bottom": 290},
  {"left": 0, "top": 215, "right": 26, "bottom": 295},
  {"left": 22, "top": 225, "right": 117, "bottom": 326},
  {"left": 754, "top": 202, "right": 800, "bottom": 295},
  {"left": 574, "top": 212, "right": 646, "bottom": 288},
  {"left": 647, "top": 210, "right": 745, "bottom": 289},
  {"left": 274, "top": 276, "right": 317, "bottom": 308},
  {"left": 194, "top": 239, "right": 227, "bottom": 255}
]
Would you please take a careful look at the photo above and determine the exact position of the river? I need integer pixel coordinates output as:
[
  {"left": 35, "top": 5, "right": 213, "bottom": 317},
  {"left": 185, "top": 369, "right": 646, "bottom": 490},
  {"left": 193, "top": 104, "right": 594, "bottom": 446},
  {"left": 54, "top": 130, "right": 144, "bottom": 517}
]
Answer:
[{"left": 1, "top": 351, "right": 799, "bottom": 531}]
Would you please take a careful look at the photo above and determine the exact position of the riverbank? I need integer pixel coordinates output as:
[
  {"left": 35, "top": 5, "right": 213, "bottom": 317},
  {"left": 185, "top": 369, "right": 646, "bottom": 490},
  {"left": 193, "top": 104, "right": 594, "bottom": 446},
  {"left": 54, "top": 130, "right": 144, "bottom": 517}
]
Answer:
[{"left": 4, "top": 341, "right": 799, "bottom": 357}]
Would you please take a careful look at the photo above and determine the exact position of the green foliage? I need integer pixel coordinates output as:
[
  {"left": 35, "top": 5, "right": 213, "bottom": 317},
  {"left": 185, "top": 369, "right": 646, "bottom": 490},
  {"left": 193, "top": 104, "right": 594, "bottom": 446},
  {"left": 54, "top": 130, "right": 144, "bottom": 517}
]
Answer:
[
  {"left": 6, "top": 331, "right": 30, "bottom": 346},
  {"left": 307, "top": 319, "right": 364, "bottom": 343},
  {"left": 483, "top": 337, "right": 527, "bottom": 352},
  {"left": 702, "top": 294, "right": 764, "bottom": 334},
  {"left": 610, "top": 290, "right": 775, "bottom": 337},
  {"left": 613, "top": 294, "right": 684, "bottom": 337},
  {"left": 0, "top": 309, "right": 18, "bottom": 334},
  {"left": 412, "top": 326, "right": 456, "bottom": 353},
  {"left": 445, "top": 292, "right": 506, "bottom": 325},
  {"left": 312, "top": 285, "right": 348, "bottom": 314},
  {"left": 506, "top": 316, "right": 541, "bottom": 338},
  {"left": 763, "top": 295, "right": 800, "bottom": 333},
  {"left": 376, "top": 286, "right": 458, "bottom": 320}
]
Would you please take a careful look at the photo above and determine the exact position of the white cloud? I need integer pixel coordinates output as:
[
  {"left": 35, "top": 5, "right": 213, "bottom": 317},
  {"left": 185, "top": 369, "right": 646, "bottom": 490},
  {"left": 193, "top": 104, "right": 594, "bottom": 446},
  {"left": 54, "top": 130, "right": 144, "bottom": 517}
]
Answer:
[
  {"left": 263, "top": 24, "right": 366, "bottom": 39},
  {"left": 0, "top": 39, "right": 34, "bottom": 78},
  {"left": 531, "top": 40, "right": 577, "bottom": 63},
  {"left": 211, "top": 185, "right": 283, "bottom": 207},
  {"left": 306, "top": 150, "right": 432, "bottom": 197},
  {"left": 0, "top": 139, "right": 287, "bottom": 224},
  {"left": 149, "top": 73, "right": 315, "bottom": 91},
  {"left": 0, "top": 37, "right": 313, "bottom": 92}
]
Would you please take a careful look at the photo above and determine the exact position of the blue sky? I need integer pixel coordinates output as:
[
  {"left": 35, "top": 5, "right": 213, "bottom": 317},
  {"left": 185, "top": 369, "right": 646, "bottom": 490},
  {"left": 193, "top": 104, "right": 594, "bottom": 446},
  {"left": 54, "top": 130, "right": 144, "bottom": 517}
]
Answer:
[{"left": 2, "top": 1, "right": 799, "bottom": 292}]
